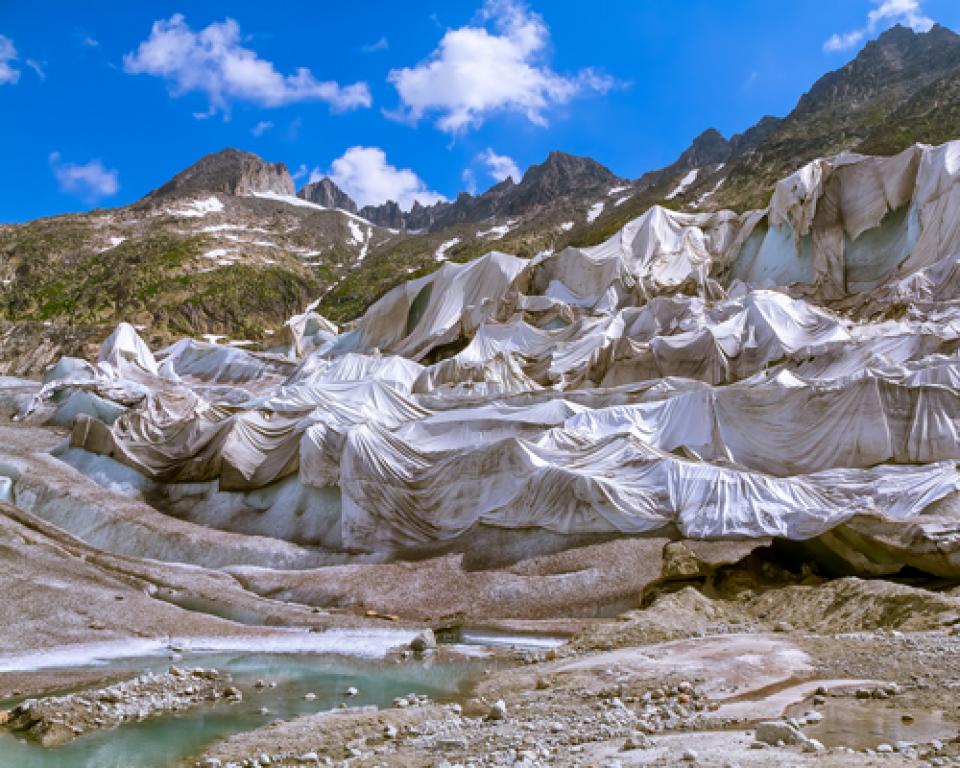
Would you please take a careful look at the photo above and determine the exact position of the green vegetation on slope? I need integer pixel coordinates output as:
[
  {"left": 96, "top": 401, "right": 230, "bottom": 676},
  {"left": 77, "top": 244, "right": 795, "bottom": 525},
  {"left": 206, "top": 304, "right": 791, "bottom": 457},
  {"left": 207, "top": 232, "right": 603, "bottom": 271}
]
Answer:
[{"left": 0, "top": 224, "right": 320, "bottom": 342}]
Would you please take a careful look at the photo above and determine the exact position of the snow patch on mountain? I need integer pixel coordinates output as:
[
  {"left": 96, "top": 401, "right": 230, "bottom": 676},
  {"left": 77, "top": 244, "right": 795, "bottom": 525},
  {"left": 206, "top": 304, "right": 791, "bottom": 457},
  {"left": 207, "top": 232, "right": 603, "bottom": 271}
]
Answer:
[
  {"left": 98, "top": 236, "right": 126, "bottom": 253},
  {"left": 169, "top": 196, "right": 224, "bottom": 218},
  {"left": 477, "top": 220, "right": 517, "bottom": 240},
  {"left": 250, "top": 191, "right": 379, "bottom": 228},
  {"left": 666, "top": 168, "right": 701, "bottom": 200},
  {"left": 347, "top": 220, "right": 364, "bottom": 245},
  {"left": 694, "top": 176, "right": 727, "bottom": 206},
  {"left": 435, "top": 237, "right": 461, "bottom": 262},
  {"left": 586, "top": 202, "right": 604, "bottom": 223}
]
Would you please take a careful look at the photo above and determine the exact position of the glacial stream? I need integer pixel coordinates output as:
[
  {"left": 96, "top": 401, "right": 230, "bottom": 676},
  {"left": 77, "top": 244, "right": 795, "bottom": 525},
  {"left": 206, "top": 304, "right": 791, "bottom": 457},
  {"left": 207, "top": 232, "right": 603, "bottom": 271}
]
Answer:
[{"left": 0, "top": 650, "right": 494, "bottom": 768}]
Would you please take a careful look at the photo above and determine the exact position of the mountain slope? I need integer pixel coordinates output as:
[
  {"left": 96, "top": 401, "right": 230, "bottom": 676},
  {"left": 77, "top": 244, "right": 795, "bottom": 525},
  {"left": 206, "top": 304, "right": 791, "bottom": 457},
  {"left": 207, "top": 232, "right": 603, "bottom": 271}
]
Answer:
[
  {"left": 713, "top": 23, "right": 960, "bottom": 210},
  {"left": 3, "top": 24, "right": 960, "bottom": 371},
  {"left": 563, "top": 23, "right": 960, "bottom": 248}
]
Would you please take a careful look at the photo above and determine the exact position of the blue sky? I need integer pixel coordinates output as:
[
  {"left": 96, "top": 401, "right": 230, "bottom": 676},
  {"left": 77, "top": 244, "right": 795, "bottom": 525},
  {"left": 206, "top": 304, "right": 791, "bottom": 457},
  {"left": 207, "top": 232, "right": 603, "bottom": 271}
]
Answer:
[{"left": 2, "top": 0, "right": 959, "bottom": 223}]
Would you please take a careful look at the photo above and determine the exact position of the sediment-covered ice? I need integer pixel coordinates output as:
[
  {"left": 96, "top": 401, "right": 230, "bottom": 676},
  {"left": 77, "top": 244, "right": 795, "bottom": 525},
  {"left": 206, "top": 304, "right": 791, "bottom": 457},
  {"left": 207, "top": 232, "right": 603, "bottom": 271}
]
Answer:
[{"left": 0, "top": 628, "right": 420, "bottom": 672}]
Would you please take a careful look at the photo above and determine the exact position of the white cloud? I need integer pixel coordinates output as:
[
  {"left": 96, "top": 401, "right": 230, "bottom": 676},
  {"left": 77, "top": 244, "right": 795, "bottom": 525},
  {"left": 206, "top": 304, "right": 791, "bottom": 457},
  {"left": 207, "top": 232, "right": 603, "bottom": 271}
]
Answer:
[
  {"left": 824, "top": 0, "right": 934, "bottom": 52},
  {"left": 479, "top": 148, "right": 521, "bottom": 183},
  {"left": 251, "top": 120, "right": 274, "bottom": 136},
  {"left": 286, "top": 116, "right": 302, "bottom": 141},
  {"left": 81, "top": 35, "right": 100, "bottom": 48},
  {"left": 824, "top": 30, "right": 866, "bottom": 52},
  {"left": 462, "top": 167, "right": 478, "bottom": 195},
  {"left": 327, "top": 146, "right": 446, "bottom": 210},
  {"left": 25, "top": 58, "right": 45, "bottom": 81},
  {"left": 291, "top": 163, "right": 310, "bottom": 182},
  {"left": 362, "top": 36, "right": 389, "bottom": 53},
  {"left": 387, "top": 0, "right": 614, "bottom": 132},
  {"left": 0, "top": 34, "right": 20, "bottom": 85},
  {"left": 123, "top": 14, "right": 372, "bottom": 116},
  {"left": 49, "top": 152, "right": 119, "bottom": 203}
]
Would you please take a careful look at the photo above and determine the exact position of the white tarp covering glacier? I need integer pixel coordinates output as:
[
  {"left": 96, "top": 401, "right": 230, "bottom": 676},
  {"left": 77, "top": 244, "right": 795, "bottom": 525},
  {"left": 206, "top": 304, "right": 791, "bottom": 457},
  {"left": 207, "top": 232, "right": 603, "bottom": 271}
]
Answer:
[{"left": 24, "top": 142, "right": 960, "bottom": 555}]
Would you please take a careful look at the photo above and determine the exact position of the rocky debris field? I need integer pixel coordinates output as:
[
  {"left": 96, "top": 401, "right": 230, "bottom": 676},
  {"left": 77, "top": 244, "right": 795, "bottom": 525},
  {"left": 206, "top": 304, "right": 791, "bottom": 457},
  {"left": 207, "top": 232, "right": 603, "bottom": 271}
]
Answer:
[
  {"left": 186, "top": 580, "right": 960, "bottom": 768},
  {"left": 4, "top": 666, "right": 235, "bottom": 747}
]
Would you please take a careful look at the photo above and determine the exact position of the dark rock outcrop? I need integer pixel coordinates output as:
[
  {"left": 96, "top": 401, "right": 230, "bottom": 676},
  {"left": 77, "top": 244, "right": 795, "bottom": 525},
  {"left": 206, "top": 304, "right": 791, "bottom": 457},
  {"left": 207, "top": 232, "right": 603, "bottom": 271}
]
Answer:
[
  {"left": 359, "top": 200, "right": 404, "bottom": 229},
  {"left": 139, "top": 148, "right": 294, "bottom": 205},
  {"left": 298, "top": 177, "right": 358, "bottom": 214}
]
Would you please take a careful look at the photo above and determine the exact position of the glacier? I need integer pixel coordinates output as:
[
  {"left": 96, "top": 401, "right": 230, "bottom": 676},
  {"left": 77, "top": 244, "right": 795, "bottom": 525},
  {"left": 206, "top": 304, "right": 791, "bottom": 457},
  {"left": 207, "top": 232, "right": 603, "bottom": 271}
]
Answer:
[{"left": 19, "top": 141, "right": 960, "bottom": 570}]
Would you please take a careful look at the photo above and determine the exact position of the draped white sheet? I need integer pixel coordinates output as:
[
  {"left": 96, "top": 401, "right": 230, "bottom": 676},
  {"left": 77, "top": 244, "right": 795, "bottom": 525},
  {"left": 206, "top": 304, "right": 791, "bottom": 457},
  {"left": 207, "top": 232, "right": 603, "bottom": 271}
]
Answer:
[{"left": 32, "top": 140, "right": 960, "bottom": 552}]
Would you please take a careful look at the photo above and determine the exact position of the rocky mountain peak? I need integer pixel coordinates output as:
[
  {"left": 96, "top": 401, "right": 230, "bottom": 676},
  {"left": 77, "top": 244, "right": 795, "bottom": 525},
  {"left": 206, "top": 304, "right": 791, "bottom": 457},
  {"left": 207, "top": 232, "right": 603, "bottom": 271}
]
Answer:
[
  {"left": 681, "top": 129, "right": 733, "bottom": 167},
  {"left": 140, "top": 148, "right": 294, "bottom": 205},
  {"left": 524, "top": 151, "right": 619, "bottom": 190},
  {"left": 298, "top": 177, "right": 358, "bottom": 214},
  {"left": 794, "top": 23, "right": 960, "bottom": 119},
  {"left": 497, "top": 151, "right": 619, "bottom": 213},
  {"left": 360, "top": 200, "right": 403, "bottom": 230}
]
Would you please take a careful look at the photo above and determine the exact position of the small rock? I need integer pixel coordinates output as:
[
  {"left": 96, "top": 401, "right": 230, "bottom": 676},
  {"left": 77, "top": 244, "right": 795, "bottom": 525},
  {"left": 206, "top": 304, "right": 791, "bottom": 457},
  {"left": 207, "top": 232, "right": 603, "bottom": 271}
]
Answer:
[
  {"left": 877, "top": 743, "right": 893, "bottom": 753},
  {"left": 487, "top": 699, "right": 508, "bottom": 721},
  {"left": 200, "top": 759, "right": 221, "bottom": 768},
  {"left": 303, "top": 692, "right": 316, "bottom": 701},
  {"left": 410, "top": 629, "right": 437, "bottom": 652},
  {"left": 383, "top": 724, "right": 398, "bottom": 739},
  {"left": 438, "top": 737, "right": 468, "bottom": 750},
  {"left": 344, "top": 686, "right": 359, "bottom": 697},
  {"left": 802, "top": 738, "right": 826, "bottom": 753},
  {"left": 535, "top": 677, "right": 550, "bottom": 690},
  {"left": 662, "top": 541, "right": 703, "bottom": 579},
  {"left": 772, "top": 621, "right": 793, "bottom": 633},
  {"left": 755, "top": 720, "right": 805, "bottom": 746},
  {"left": 682, "top": 749, "right": 698, "bottom": 762}
]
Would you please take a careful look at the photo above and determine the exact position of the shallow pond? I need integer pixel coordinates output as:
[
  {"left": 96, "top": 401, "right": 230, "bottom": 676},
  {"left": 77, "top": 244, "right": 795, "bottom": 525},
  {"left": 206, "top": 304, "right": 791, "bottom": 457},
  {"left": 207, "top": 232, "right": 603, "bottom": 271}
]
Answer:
[
  {"left": 786, "top": 697, "right": 955, "bottom": 750},
  {"left": 0, "top": 650, "right": 490, "bottom": 768}
]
